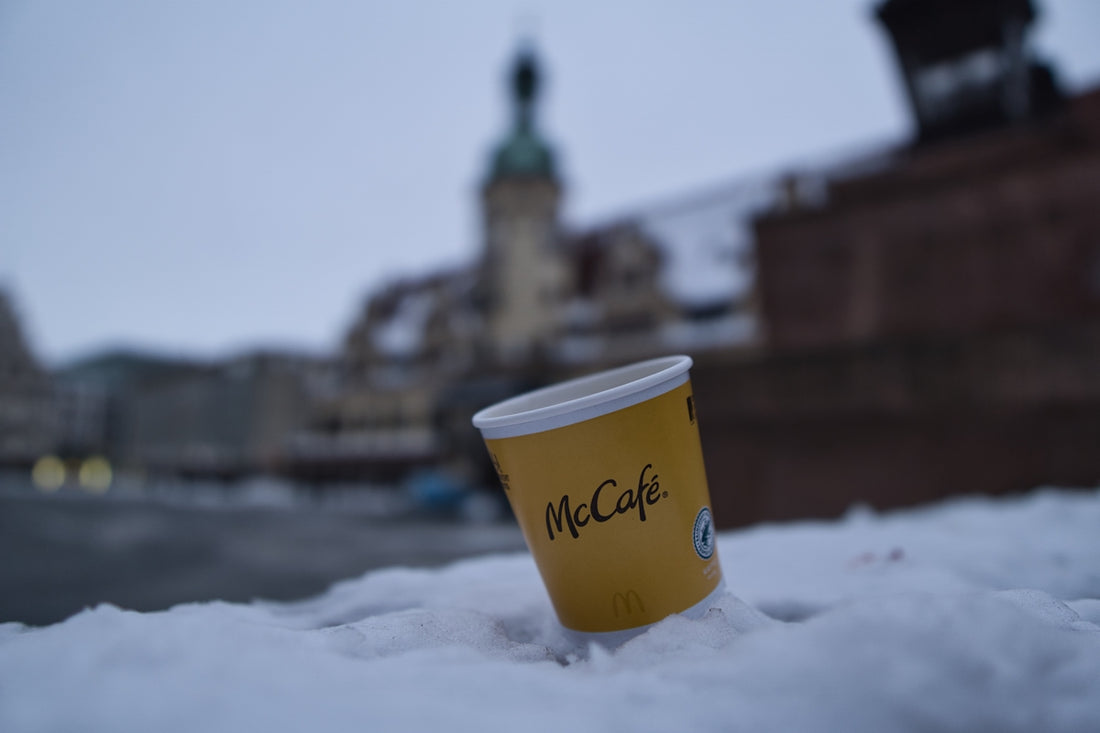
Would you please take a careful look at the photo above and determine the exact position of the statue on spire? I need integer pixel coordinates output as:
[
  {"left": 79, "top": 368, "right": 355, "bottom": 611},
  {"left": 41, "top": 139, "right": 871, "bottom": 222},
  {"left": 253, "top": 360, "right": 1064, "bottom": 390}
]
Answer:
[
  {"left": 487, "top": 45, "right": 557, "bottom": 182},
  {"left": 513, "top": 48, "right": 538, "bottom": 124}
]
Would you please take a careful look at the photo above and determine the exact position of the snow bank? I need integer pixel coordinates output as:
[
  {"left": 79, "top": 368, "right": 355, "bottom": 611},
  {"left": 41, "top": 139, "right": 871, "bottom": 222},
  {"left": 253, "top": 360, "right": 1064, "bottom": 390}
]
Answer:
[{"left": 2, "top": 488, "right": 1099, "bottom": 732}]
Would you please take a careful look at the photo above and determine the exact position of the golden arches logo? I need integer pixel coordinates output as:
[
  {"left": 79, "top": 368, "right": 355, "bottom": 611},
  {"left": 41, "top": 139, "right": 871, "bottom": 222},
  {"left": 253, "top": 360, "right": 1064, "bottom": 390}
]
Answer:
[{"left": 611, "top": 590, "right": 645, "bottom": 617}]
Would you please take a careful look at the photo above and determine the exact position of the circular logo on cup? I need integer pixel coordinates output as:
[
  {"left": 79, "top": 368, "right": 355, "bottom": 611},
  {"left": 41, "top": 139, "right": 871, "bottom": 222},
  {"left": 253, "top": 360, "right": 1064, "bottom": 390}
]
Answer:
[{"left": 692, "top": 507, "right": 715, "bottom": 560}]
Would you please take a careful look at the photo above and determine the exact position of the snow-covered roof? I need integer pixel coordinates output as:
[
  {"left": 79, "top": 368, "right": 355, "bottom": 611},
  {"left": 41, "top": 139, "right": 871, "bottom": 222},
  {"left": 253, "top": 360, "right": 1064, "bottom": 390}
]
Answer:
[
  {"left": 371, "top": 290, "right": 437, "bottom": 358},
  {"left": 633, "top": 177, "right": 779, "bottom": 307},
  {"left": 584, "top": 142, "right": 902, "bottom": 309},
  {"left": 365, "top": 267, "right": 480, "bottom": 360}
]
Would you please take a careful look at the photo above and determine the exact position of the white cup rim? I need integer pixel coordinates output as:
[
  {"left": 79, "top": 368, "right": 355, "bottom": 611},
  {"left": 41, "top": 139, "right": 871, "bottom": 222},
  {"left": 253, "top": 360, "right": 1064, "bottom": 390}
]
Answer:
[{"left": 472, "top": 355, "right": 693, "bottom": 439}]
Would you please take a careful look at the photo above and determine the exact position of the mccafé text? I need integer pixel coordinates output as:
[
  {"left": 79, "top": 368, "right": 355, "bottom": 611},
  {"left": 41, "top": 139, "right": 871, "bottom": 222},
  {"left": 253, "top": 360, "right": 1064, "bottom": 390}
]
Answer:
[{"left": 545, "top": 464, "right": 665, "bottom": 541}]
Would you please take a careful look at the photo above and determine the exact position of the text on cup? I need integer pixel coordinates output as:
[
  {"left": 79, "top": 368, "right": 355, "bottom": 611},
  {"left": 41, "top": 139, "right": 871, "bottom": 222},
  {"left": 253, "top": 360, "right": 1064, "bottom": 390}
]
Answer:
[{"left": 545, "top": 463, "right": 666, "bottom": 541}]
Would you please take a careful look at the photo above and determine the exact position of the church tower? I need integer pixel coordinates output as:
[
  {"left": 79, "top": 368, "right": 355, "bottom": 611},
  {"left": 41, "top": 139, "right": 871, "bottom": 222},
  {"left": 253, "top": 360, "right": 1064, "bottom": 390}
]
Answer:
[{"left": 479, "top": 46, "right": 570, "bottom": 362}]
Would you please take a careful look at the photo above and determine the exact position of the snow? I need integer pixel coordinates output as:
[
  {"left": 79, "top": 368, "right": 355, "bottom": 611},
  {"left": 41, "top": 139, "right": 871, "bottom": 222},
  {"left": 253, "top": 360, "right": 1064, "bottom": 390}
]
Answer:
[
  {"left": 2, "top": 487, "right": 1099, "bottom": 732},
  {"left": 371, "top": 290, "right": 436, "bottom": 359},
  {"left": 640, "top": 175, "right": 778, "bottom": 307}
]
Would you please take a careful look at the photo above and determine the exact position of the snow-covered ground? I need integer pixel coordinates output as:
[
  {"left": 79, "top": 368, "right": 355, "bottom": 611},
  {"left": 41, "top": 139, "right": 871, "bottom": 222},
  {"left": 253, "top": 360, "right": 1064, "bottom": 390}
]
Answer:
[{"left": 2, "top": 487, "right": 1099, "bottom": 732}]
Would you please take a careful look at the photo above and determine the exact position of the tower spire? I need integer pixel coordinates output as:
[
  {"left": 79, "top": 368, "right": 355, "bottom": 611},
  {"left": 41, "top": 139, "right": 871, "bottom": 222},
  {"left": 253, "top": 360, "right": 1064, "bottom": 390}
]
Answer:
[
  {"left": 487, "top": 45, "right": 556, "bottom": 182},
  {"left": 512, "top": 46, "right": 538, "bottom": 130}
]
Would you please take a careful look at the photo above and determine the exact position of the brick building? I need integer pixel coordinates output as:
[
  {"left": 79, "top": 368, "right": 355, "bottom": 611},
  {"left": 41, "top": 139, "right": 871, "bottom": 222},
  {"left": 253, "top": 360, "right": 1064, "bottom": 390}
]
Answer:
[{"left": 694, "top": 0, "right": 1100, "bottom": 528}]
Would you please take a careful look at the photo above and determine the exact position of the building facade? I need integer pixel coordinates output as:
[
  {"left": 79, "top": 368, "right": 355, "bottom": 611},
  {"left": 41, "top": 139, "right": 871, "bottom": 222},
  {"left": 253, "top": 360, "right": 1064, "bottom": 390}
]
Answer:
[
  {"left": 292, "top": 45, "right": 748, "bottom": 482},
  {"left": 0, "top": 290, "right": 54, "bottom": 468},
  {"left": 692, "top": 0, "right": 1100, "bottom": 528}
]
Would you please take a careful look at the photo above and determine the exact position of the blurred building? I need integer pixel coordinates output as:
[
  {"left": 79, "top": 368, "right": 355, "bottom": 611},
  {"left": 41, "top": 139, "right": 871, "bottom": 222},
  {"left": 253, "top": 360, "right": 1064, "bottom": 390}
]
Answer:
[
  {"left": 53, "top": 350, "right": 204, "bottom": 462},
  {"left": 56, "top": 349, "right": 335, "bottom": 480},
  {"left": 69, "top": 0, "right": 1099, "bottom": 521},
  {"left": 290, "top": 47, "right": 761, "bottom": 483},
  {"left": 0, "top": 289, "right": 55, "bottom": 467},
  {"left": 289, "top": 270, "right": 478, "bottom": 482},
  {"left": 125, "top": 351, "right": 335, "bottom": 478},
  {"left": 693, "top": 0, "right": 1100, "bottom": 527}
]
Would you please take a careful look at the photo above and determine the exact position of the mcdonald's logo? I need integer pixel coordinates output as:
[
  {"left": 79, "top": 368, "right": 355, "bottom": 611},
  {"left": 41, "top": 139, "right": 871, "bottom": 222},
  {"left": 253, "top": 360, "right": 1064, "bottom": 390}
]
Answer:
[{"left": 611, "top": 590, "right": 645, "bottom": 617}]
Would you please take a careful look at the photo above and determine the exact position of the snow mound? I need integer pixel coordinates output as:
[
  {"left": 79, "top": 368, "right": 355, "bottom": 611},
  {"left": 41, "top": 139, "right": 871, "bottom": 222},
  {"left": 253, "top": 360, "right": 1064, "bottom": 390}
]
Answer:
[{"left": 2, "top": 488, "right": 1099, "bottom": 732}]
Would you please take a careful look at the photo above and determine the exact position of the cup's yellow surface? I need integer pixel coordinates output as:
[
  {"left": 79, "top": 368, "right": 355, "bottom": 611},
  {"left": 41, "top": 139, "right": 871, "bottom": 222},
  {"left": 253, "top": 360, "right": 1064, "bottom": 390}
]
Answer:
[{"left": 476, "top": 358, "right": 722, "bottom": 636}]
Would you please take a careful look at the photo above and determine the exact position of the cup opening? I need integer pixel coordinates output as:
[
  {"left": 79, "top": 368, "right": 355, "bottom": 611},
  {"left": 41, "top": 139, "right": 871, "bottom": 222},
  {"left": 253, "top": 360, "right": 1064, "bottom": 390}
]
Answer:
[{"left": 472, "top": 355, "right": 692, "bottom": 438}]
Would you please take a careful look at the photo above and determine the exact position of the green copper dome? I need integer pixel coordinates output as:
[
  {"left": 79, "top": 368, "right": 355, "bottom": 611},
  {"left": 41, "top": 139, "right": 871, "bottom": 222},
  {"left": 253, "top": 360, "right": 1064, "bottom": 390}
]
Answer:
[{"left": 488, "top": 48, "right": 557, "bottom": 181}]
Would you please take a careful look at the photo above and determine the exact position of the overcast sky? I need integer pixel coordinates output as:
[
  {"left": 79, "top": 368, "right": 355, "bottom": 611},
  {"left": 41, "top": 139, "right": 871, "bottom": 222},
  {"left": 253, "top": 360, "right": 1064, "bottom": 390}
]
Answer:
[{"left": 3, "top": 0, "right": 1099, "bottom": 366}]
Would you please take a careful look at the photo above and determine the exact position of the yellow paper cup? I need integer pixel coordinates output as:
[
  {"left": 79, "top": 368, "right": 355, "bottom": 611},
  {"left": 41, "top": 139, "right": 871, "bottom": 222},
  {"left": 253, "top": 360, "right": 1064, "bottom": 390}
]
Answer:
[{"left": 472, "top": 355, "right": 724, "bottom": 645}]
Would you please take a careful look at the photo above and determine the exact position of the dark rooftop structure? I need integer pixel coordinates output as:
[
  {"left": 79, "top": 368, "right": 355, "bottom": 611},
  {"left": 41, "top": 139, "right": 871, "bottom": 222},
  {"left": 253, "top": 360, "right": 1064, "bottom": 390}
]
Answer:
[{"left": 875, "top": 0, "right": 1063, "bottom": 143}]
